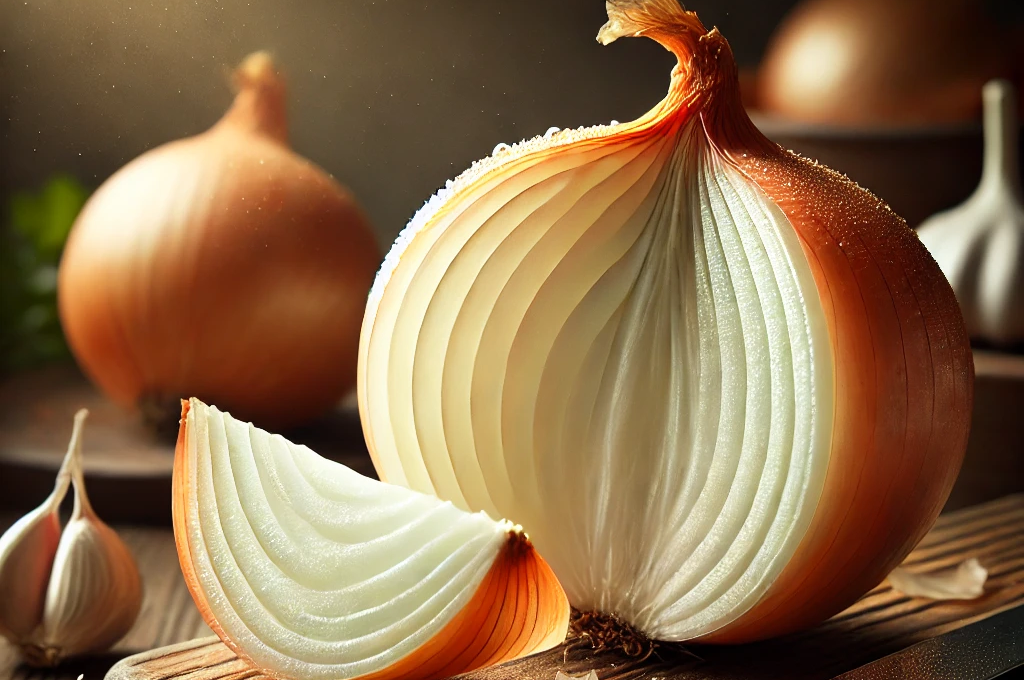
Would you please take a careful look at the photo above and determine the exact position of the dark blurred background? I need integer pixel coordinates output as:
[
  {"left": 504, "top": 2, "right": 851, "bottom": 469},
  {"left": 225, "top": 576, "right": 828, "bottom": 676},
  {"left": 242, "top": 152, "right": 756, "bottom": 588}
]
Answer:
[{"left": 0, "top": 0, "right": 797, "bottom": 247}]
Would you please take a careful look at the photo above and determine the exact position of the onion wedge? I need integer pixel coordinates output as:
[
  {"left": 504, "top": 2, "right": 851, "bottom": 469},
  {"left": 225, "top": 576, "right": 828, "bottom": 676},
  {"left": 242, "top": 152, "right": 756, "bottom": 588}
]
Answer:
[{"left": 173, "top": 398, "right": 569, "bottom": 680}]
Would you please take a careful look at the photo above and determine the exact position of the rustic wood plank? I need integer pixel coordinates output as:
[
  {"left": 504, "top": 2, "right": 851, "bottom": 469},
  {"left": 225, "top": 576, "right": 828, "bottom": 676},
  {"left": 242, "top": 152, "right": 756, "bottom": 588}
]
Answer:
[
  {"left": 835, "top": 605, "right": 1024, "bottom": 680},
  {"left": 0, "top": 366, "right": 376, "bottom": 525},
  {"left": 4, "top": 351, "right": 1023, "bottom": 523},
  {"left": 103, "top": 494, "right": 1024, "bottom": 680}
]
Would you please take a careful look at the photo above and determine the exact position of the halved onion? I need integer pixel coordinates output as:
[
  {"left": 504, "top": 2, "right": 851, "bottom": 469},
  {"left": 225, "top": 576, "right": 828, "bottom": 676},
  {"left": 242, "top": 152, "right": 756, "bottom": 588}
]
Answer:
[
  {"left": 173, "top": 398, "right": 569, "bottom": 680},
  {"left": 358, "top": 0, "right": 972, "bottom": 644}
]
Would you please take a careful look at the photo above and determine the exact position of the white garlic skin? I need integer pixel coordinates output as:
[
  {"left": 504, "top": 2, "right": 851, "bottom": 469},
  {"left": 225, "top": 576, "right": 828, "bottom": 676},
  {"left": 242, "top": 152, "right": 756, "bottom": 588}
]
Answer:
[
  {"left": 31, "top": 514, "right": 142, "bottom": 666},
  {"left": 0, "top": 410, "right": 143, "bottom": 667},
  {"left": 0, "top": 505, "right": 63, "bottom": 640},
  {"left": 918, "top": 79, "right": 1024, "bottom": 345}
]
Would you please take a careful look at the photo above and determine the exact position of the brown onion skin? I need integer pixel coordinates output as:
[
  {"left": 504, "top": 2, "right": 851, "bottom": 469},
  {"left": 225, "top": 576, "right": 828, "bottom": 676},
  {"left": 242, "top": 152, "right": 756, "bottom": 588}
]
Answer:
[
  {"left": 715, "top": 144, "right": 973, "bottom": 641},
  {"left": 624, "top": 3, "right": 973, "bottom": 642},
  {"left": 58, "top": 54, "right": 380, "bottom": 431},
  {"left": 757, "top": 0, "right": 1012, "bottom": 126}
]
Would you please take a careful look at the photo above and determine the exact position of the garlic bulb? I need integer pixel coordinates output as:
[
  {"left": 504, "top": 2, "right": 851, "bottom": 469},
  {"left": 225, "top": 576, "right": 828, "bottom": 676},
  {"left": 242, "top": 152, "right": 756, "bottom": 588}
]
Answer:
[
  {"left": 0, "top": 410, "right": 142, "bottom": 666},
  {"left": 0, "top": 455, "right": 68, "bottom": 644},
  {"left": 918, "top": 79, "right": 1024, "bottom": 345},
  {"left": 358, "top": 0, "right": 972, "bottom": 643}
]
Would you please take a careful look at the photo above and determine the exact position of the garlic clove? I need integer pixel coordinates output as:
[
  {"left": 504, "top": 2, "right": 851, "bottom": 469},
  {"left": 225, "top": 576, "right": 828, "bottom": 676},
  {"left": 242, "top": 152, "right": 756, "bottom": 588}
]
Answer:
[
  {"left": 35, "top": 513, "right": 142, "bottom": 665},
  {"left": 0, "top": 506, "right": 63, "bottom": 642},
  {"left": 31, "top": 410, "right": 142, "bottom": 666},
  {"left": 0, "top": 410, "right": 80, "bottom": 643}
]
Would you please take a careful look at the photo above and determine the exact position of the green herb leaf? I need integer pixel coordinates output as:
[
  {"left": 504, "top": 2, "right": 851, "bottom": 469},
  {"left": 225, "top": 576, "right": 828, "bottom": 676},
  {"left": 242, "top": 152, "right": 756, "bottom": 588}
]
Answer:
[{"left": 9, "top": 174, "right": 90, "bottom": 263}]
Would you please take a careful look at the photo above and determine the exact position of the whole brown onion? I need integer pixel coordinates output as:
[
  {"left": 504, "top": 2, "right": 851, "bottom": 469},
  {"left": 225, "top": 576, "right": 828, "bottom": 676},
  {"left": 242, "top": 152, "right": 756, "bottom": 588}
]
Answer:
[
  {"left": 58, "top": 53, "right": 381, "bottom": 431},
  {"left": 758, "top": 0, "right": 1014, "bottom": 126}
]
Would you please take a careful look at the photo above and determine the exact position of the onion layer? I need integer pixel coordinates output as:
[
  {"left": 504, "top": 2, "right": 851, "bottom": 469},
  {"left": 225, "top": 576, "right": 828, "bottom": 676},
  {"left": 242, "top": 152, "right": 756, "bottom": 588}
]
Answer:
[
  {"left": 358, "top": 0, "right": 972, "bottom": 643},
  {"left": 173, "top": 399, "right": 569, "bottom": 680}
]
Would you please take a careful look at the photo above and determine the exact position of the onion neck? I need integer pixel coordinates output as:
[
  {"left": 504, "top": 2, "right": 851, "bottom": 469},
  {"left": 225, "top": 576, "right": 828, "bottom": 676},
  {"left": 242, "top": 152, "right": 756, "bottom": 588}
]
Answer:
[
  {"left": 216, "top": 51, "right": 289, "bottom": 145},
  {"left": 599, "top": 0, "right": 775, "bottom": 159}
]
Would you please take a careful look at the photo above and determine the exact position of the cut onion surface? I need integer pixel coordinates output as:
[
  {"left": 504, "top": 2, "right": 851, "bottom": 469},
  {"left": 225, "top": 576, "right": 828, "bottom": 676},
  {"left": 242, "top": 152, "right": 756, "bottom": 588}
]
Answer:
[
  {"left": 173, "top": 398, "right": 569, "bottom": 680},
  {"left": 358, "top": 0, "right": 972, "bottom": 644}
]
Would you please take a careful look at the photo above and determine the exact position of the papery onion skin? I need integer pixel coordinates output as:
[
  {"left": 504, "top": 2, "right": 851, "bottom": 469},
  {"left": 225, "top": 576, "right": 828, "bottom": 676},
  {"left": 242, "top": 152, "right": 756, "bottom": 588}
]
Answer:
[
  {"left": 172, "top": 399, "right": 570, "bottom": 680},
  {"left": 359, "top": 0, "right": 973, "bottom": 645},
  {"left": 58, "top": 53, "right": 380, "bottom": 431}
]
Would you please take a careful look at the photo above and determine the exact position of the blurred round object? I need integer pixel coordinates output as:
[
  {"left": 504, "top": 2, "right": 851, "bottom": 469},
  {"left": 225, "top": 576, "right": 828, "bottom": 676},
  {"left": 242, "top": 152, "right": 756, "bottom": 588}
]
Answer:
[
  {"left": 758, "top": 0, "right": 1014, "bottom": 126},
  {"left": 58, "top": 53, "right": 381, "bottom": 433}
]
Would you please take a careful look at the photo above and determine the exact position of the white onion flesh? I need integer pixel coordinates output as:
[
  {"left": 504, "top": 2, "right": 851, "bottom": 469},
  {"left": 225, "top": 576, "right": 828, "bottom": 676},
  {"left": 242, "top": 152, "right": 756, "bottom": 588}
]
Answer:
[
  {"left": 179, "top": 401, "right": 510, "bottom": 679},
  {"left": 360, "top": 116, "right": 834, "bottom": 639}
]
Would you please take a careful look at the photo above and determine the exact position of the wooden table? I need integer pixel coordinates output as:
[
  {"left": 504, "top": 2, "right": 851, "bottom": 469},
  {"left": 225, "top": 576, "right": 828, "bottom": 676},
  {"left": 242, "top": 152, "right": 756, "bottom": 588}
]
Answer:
[
  {"left": 2, "top": 495, "right": 1022, "bottom": 680},
  {"left": 3, "top": 351, "right": 1024, "bottom": 525}
]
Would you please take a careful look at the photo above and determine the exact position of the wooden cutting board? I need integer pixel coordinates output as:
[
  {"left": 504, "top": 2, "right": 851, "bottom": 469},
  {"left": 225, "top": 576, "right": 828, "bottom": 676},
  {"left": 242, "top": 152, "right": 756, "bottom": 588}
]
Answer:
[
  {"left": 106, "top": 494, "right": 1024, "bottom": 680},
  {"left": 2, "top": 350, "right": 1022, "bottom": 523},
  {"left": 0, "top": 365, "right": 376, "bottom": 524}
]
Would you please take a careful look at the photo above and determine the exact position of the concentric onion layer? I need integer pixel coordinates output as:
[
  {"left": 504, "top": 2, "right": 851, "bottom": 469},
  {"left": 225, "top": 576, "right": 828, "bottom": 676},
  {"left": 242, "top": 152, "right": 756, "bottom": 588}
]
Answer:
[
  {"left": 359, "top": 105, "right": 835, "bottom": 640},
  {"left": 360, "top": 0, "right": 971, "bottom": 645},
  {"left": 706, "top": 124, "right": 974, "bottom": 642},
  {"left": 172, "top": 399, "right": 568, "bottom": 680}
]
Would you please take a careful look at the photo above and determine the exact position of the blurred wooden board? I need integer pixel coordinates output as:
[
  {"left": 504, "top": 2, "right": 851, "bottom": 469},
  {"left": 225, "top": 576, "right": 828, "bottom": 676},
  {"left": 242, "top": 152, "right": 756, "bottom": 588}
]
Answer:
[
  {"left": 0, "top": 365, "right": 376, "bottom": 524},
  {"left": 1, "top": 350, "right": 1021, "bottom": 522},
  {"left": 103, "top": 494, "right": 1024, "bottom": 680}
]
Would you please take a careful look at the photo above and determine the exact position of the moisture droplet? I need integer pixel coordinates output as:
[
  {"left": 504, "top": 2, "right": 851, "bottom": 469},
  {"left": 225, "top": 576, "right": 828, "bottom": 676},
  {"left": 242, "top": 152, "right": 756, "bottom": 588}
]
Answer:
[
  {"left": 492, "top": 143, "right": 511, "bottom": 156},
  {"left": 610, "top": 120, "right": 620, "bottom": 126},
  {"left": 544, "top": 127, "right": 561, "bottom": 138}
]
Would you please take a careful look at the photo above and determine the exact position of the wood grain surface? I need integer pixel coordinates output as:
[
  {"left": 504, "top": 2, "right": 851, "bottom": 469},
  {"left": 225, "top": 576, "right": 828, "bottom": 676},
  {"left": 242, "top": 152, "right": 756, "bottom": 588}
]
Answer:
[
  {"left": 2, "top": 352, "right": 1022, "bottom": 525},
  {"left": 0, "top": 365, "right": 375, "bottom": 524},
  {"left": 74, "top": 494, "right": 1024, "bottom": 680}
]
